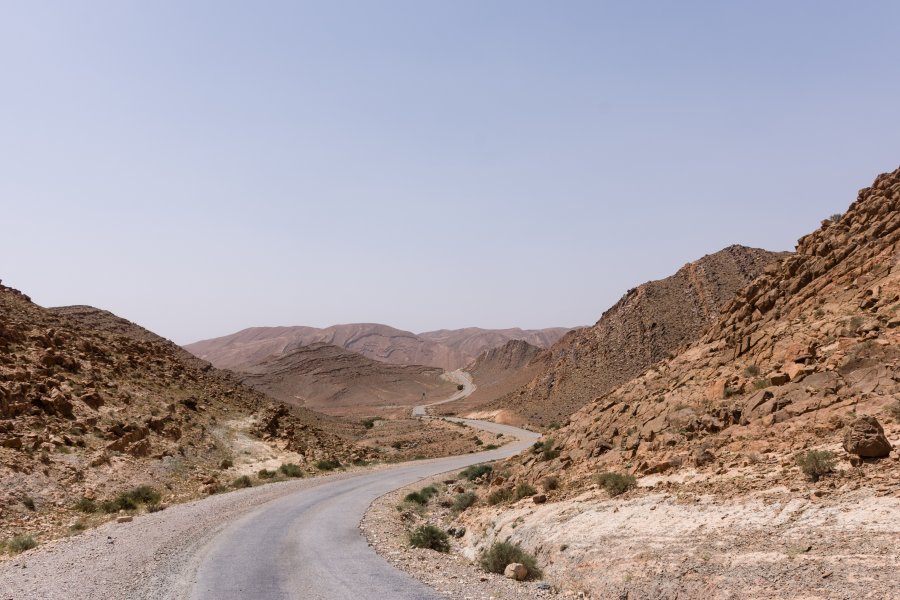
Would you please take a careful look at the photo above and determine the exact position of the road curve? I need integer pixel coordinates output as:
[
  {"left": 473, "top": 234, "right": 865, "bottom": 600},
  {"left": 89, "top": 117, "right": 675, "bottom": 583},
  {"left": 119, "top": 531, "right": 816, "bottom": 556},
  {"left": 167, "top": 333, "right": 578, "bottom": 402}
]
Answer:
[
  {"left": 190, "top": 421, "right": 537, "bottom": 600},
  {"left": 412, "top": 369, "right": 475, "bottom": 417},
  {"left": 188, "top": 373, "right": 533, "bottom": 600}
]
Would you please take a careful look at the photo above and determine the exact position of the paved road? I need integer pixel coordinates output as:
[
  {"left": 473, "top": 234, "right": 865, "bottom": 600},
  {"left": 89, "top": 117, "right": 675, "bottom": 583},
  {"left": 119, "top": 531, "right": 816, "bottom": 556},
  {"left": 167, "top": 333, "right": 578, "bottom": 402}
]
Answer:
[
  {"left": 412, "top": 369, "right": 475, "bottom": 417},
  {"left": 190, "top": 381, "right": 536, "bottom": 600}
]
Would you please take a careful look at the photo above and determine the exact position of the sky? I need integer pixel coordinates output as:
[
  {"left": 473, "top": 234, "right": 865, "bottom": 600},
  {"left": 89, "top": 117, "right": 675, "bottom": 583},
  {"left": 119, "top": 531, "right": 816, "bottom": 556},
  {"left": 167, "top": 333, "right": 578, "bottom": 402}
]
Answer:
[{"left": 2, "top": 1, "right": 899, "bottom": 345}]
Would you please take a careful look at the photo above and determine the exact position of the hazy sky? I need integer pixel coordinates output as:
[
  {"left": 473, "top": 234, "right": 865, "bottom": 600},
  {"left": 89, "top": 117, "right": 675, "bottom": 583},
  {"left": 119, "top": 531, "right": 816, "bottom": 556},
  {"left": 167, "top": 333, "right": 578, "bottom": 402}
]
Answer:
[{"left": 2, "top": 1, "right": 899, "bottom": 344}]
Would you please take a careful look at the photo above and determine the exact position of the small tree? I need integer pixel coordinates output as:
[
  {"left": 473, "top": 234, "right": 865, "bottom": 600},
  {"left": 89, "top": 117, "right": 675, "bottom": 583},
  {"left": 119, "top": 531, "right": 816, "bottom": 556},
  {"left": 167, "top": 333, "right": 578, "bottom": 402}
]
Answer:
[{"left": 795, "top": 450, "right": 837, "bottom": 481}]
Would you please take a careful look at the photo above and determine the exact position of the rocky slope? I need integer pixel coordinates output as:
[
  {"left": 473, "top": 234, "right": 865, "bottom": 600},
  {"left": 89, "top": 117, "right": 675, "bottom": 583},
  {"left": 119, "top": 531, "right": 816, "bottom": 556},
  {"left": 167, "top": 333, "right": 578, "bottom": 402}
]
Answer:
[
  {"left": 0, "top": 287, "right": 364, "bottom": 544},
  {"left": 237, "top": 342, "right": 456, "bottom": 416},
  {"left": 475, "top": 168, "right": 900, "bottom": 597},
  {"left": 185, "top": 324, "right": 569, "bottom": 371},
  {"left": 476, "top": 245, "right": 786, "bottom": 427},
  {"left": 433, "top": 339, "right": 548, "bottom": 421}
]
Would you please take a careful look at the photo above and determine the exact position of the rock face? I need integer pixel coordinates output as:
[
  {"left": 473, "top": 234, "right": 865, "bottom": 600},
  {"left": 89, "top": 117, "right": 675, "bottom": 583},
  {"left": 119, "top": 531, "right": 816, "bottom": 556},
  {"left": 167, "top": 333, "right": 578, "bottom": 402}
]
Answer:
[
  {"left": 184, "top": 324, "right": 569, "bottom": 372},
  {"left": 843, "top": 415, "right": 892, "bottom": 457},
  {"left": 501, "top": 167, "right": 900, "bottom": 490},
  {"left": 480, "top": 245, "right": 786, "bottom": 426},
  {"left": 237, "top": 342, "right": 455, "bottom": 415},
  {"left": 0, "top": 286, "right": 362, "bottom": 541}
]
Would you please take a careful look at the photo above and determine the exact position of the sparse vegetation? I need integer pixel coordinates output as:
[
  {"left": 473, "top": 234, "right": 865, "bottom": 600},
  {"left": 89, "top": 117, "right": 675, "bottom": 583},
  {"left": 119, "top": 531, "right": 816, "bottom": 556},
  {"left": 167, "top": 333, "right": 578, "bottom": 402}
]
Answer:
[
  {"left": 451, "top": 492, "right": 477, "bottom": 512},
  {"left": 219, "top": 458, "right": 233, "bottom": 469},
  {"left": 753, "top": 378, "right": 770, "bottom": 390},
  {"left": 279, "top": 463, "right": 303, "bottom": 477},
  {"left": 514, "top": 483, "right": 538, "bottom": 500},
  {"left": 795, "top": 450, "right": 837, "bottom": 481},
  {"left": 405, "top": 485, "right": 439, "bottom": 505},
  {"left": 69, "top": 520, "right": 87, "bottom": 534},
  {"left": 532, "top": 438, "right": 560, "bottom": 461},
  {"left": 232, "top": 475, "right": 253, "bottom": 488},
  {"left": 257, "top": 469, "right": 276, "bottom": 479},
  {"left": 595, "top": 471, "right": 637, "bottom": 497},
  {"left": 473, "top": 438, "right": 483, "bottom": 446},
  {"left": 885, "top": 400, "right": 900, "bottom": 421},
  {"left": 849, "top": 315, "right": 864, "bottom": 332},
  {"left": 541, "top": 475, "right": 559, "bottom": 491},
  {"left": 408, "top": 524, "right": 450, "bottom": 552},
  {"left": 487, "top": 488, "right": 514, "bottom": 505},
  {"left": 101, "top": 486, "right": 162, "bottom": 513},
  {"left": 315, "top": 459, "right": 341, "bottom": 471},
  {"left": 4, "top": 535, "right": 38, "bottom": 554},
  {"left": 479, "top": 541, "right": 541, "bottom": 578},
  {"left": 361, "top": 416, "right": 382, "bottom": 429},
  {"left": 743, "top": 364, "right": 760, "bottom": 377},
  {"left": 22, "top": 496, "right": 36, "bottom": 511},
  {"left": 484, "top": 443, "right": 499, "bottom": 450},
  {"left": 457, "top": 383, "right": 465, "bottom": 391},
  {"left": 828, "top": 212, "right": 843, "bottom": 222},
  {"left": 459, "top": 464, "right": 492, "bottom": 481},
  {"left": 74, "top": 497, "right": 97, "bottom": 513}
]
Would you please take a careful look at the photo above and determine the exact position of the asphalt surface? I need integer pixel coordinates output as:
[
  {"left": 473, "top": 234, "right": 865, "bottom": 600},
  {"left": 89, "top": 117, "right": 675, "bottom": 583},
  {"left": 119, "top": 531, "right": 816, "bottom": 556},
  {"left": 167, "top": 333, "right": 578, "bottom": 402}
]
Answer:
[
  {"left": 412, "top": 369, "right": 475, "bottom": 417},
  {"left": 190, "top": 380, "right": 537, "bottom": 600}
]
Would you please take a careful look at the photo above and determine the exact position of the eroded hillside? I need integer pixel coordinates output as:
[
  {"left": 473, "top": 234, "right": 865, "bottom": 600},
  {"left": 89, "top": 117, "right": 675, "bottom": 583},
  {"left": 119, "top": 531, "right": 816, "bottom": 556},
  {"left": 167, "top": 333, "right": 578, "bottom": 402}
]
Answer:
[
  {"left": 0, "top": 289, "right": 365, "bottom": 543},
  {"left": 185, "top": 323, "right": 569, "bottom": 371},
  {"left": 477, "top": 245, "right": 786, "bottom": 427},
  {"left": 458, "top": 168, "right": 900, "bottom": 598}
]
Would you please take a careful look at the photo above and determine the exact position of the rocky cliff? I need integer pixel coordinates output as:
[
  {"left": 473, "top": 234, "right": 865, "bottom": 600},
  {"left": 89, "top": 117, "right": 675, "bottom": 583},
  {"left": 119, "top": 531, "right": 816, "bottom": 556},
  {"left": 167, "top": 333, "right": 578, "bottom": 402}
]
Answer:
[
  {"left": 508, "top": 167, "right": 900, "bottom": 489},
  {"left": 481, "top": 245, "right": 786, "bottom": 427}
]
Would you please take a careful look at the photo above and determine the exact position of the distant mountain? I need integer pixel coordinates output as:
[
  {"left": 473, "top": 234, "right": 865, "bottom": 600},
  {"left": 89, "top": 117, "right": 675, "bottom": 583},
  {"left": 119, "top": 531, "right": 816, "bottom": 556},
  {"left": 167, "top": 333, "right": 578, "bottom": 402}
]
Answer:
[
  {"left": 237, "top": 342, "right": 456, "bottom": 416},
  {"left": 476, "top": 245, "right": 788, "bottom": 427},
  {"left": 185, "top": 324, "right": 570, "bottom": 371}
]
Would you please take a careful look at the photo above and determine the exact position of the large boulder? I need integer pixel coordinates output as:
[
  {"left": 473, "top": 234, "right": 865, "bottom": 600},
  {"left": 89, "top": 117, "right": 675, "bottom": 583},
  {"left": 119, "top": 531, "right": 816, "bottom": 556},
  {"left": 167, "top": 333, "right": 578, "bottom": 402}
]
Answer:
[
  {"left": 504, "top": 562, "right": 529, "bottom": 581},
  {"left": 843, "top": 415, "right": 892, "bottom": 458}
]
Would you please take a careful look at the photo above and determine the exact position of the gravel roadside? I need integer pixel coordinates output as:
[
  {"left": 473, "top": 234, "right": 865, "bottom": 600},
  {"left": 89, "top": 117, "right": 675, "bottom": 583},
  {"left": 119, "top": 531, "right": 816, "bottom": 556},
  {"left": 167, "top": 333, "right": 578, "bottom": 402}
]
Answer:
[
  {"left": 0, "top": 469, "right": 374, "bottom": 600},
  {"left": 361, "top": 470, "right": 558, "bottom": 600}
]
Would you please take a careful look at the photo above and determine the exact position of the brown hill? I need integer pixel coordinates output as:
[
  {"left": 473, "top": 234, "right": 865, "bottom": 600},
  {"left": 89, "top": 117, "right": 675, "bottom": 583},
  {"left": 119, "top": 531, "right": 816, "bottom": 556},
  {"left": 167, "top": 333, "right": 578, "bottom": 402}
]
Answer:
[
  {"left": 508, "top": 167, "right": 900, "bottom": 490},
  {"left": 475, "top": 245, "right": 787, "bottom": 427},
  {"left": 433, "top": 339, "right": 548, "bottom": 420},
  {"left": 0, "top": 285, "right": 363, "bottom": 543},
  {"left": 237, "top": 342, "right": 456, "bottom": 416},
  {"left": 184, "top": 324, "right": 569, "bottom": 371}
]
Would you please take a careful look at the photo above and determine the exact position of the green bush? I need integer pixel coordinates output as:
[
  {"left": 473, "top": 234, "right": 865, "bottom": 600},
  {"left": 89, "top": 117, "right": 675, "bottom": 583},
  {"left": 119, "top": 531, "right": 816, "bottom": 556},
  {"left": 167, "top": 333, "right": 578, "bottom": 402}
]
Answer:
[
  {"left": 279, "top": 463, "right": 304, "bottom": 477},
  {"left": 479, "top": 541, "right": 541, "bottom": 578},
  {"left": 795, "top": 450, "right": 837, "bottom": 481},
  {"left": 514, "top": 483, "right": 537, "bottom": 500},
  {"left": 316, "top": 459, "right": 341, "bottom": 471},
  {"left": 484, "top": 444, "right": 499, "bottom": 450},
  {"left": 452, "top": 492, "right": 477, "bottom": 512},
  {"left": 533, "top": 438, "right": 560, "bottom": 461},
  {"left": 101, "top": 486, "right": 162, "bottom": 513},
  {"left": 22, "top": 496, "right": 36, "bottom": 511},
  {"left": 5, "top": 535, "right": 37, "bottom": 554},
  {"left": 743, "top": 364, "right": 760, "bottom": 377},
  {"left": 257, "top": 469, "right": 276, "bottom": 479},
  {"left": 487, "top": 488, "right": 514, "bottom": 505},
  {"left": 232, "top": 475, "right": 253, "bottom": 488},
  {"left": 404, "top": 486, "right": 438, "bottom": 506},
  {"left": 361, "top": 417, "right": 381, "bottom": 429},
  {"left": 409, "top": 524, "right": 450, "bottom": 552},
  {"left": 219, "top": 458, "right": 233, "bottom": 469},
  {"left": 541, "top": 476, "right": 559, "bottom": 491},
  {"left": 128, "top": 486, "right": 162, "bottom": 505},
  {"left": 459, "top": 464, "right": 492, "bottom": 481},
  {"left": 596, "top": 472, "right": 636, "bottom": 497},
  {"left": 74, "top": 497, "right": 97, "bottom": 513}
]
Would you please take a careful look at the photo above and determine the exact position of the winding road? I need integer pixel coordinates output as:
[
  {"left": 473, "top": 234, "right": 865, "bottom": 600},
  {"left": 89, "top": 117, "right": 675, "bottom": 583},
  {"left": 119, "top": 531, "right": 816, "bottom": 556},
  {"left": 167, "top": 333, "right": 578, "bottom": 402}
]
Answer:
[{"left": 0, "top": 371, "right": 537, "bottom": 600}]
